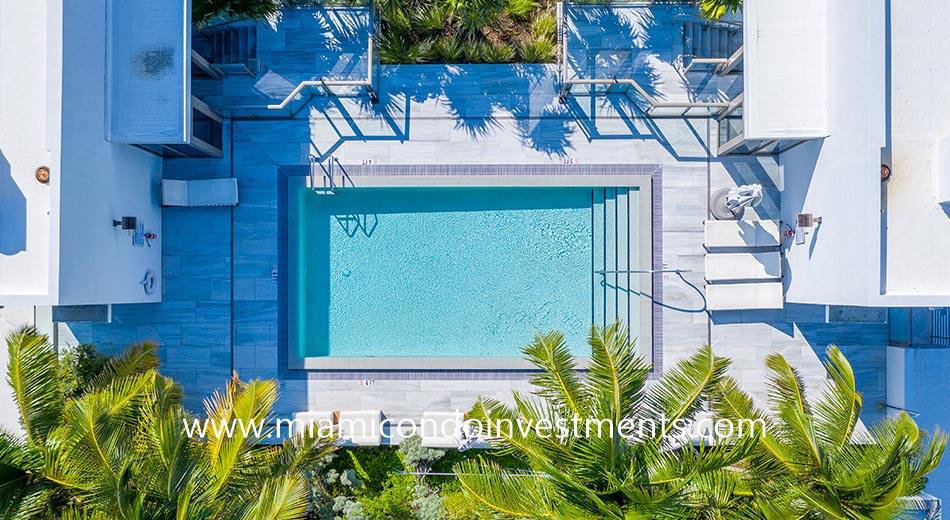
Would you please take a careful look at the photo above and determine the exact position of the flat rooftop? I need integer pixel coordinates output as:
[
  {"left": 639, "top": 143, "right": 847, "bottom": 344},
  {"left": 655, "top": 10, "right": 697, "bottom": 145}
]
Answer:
[
  {"left": 0, "top": 1, "right": 57, "bottom": 301},
  {"left": 883, "top": 0, "right": 950, "bottom": 298}
]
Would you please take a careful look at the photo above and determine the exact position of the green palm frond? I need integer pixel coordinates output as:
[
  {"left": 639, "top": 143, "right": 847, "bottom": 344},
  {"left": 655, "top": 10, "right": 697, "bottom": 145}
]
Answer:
[
  {"left": 699, "top": 0, "right": 742, "bottom": 21},
  {"left": 585, "top": 322, "right": 648, "bottom": 425},
  {"left": 192, "top": 0, "right": 281, "bottom": 28},
  {"left": 7, "top": 326, "right": 64, "bottom": 445},
  {"left": 643, "top": 345, "right": 728, "bottom": 441},
  {"left": 88, "top": 342, "right": 160, "bottom": 392},
  {"left": 813, "top": 346, "right": 863, "bottom": 452},
  {"left": 0, "top": 429, "right": 35, "bottom": 518},
  {"left": 231, "top": 473, "right": 309, "bottom": 520},
  {"left": 522, "top": 331, "right": 585, "bottom": 418},
  {"left": 456, "top": 459, "right": 543, "bottom": 518},
  {"left": 765, "top": 354, "right": 823, "bottom": 467},
  {"left": 201, "top": 376, "right": 279, "bottom": 506}
]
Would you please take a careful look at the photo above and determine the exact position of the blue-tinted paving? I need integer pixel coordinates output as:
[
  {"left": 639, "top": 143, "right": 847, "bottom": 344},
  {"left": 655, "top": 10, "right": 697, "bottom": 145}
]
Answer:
[{"left": 70, "top": 6, "right": 888, "bottom": 424}]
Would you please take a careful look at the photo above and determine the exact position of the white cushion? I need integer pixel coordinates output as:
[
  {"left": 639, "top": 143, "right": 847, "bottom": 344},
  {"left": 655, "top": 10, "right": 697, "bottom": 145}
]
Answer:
[
  {"left": 338, "top": 410, "right": 383, "bottom": 446},
  {"left": 420, "top": 411, "right": 465, "bottom": 448},
  {"left": 706, "top": 282, "right": 784, "bottom": 311},
  {"left": 162, "top": 178, "right": 239, "bottom": 206},
  {"left": 704, "top": 220, "right": 780, "bottom": 249},
  {"left": 290, "top": 411, "right": 335, "bottom": 437},
  {"left": 705, "top": 252, "right": 781, "bottom": 281},
  {"left": 161, "top": 180, "right": 189, "bottom": 206},
  {"left": 935, "top": 136, "right": 950, "bottom": 204}
]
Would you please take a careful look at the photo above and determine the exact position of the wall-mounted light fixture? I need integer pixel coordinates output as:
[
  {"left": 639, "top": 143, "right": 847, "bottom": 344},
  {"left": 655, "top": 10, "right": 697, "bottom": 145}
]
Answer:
[
  {"left": 797, "top": 213, "right": 822, "bottom": 227},
  {"left": 113, "top": 216, "right": 138, "bottom": 231},
  {"left": 35, "top": 166, "right": 50, "bottom": 184},
  {"left": 795, "top": 213, "right": 822, "bottom": 245}
]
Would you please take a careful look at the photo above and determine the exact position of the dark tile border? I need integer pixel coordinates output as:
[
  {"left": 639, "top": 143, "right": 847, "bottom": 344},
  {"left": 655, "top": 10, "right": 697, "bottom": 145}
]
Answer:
[{"left": 277, "top": 163, "right": 663, "bottom": 379}]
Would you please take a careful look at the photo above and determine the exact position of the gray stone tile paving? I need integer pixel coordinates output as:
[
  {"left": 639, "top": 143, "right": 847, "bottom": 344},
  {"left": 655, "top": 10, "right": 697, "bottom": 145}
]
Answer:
[{"left": 59, "top": 5, "right": 887, "bottom": 426}]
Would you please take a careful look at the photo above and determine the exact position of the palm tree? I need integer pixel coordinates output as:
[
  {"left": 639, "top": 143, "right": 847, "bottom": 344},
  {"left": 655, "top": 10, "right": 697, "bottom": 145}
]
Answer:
[
  {"left": 455, "top": 323, "right": 756, "bottom": 519},
  {"left": 698, "top": 0, "right": 742, "bottom": 20},
  {"left": 0, "top": 326, "right": 336, "bottom": 519},
  {"left": 713, "top": 346, "right": 947, "bottom": 519},
  {"left": 192, "top": 0, "right": 281, "bottom": 28}
]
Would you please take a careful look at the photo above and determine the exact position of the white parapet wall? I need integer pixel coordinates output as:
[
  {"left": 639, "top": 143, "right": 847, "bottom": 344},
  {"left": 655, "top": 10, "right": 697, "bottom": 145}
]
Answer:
[
  {"left": 779, "top": 0, "right": 886, "bottom": 306},
  {"left": 0, "top": 0, "right": 164, "bottom": 306},
  {"left": 0, "top": 0, "right": 61, "bottom": 304},
  {"left": 743, "top": 0, "right": 828, "bottom": 141}
]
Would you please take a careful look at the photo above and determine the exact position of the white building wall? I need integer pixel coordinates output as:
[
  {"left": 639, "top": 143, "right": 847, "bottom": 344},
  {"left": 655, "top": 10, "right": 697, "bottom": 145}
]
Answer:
[
  {"left": 56, "top": 0, "right": 163, "bottom": 305},
  {"left": 0, "top": 0, "right": 61, "bottom": 304},
  {"left": 780, "top": 0, "right": 885, "bottom": 306}
]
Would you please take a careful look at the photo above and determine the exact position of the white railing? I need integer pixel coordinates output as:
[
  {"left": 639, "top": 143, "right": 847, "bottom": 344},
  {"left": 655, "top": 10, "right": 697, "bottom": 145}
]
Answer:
[
  {"left": 268, "top": 30, "right": 377, "bottom": 111},
  {"left": 556, "top": 0, "right": 731, "bottom": 115}
]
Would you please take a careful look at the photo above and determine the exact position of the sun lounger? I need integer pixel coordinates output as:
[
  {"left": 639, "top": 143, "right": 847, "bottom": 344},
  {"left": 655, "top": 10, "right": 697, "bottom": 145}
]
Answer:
[
  {"left": 705, "top": 252, "right": 782, "bottom": 282},
  {"left": 421, "top": 411, "right": 465, "bottom": 448},
  {"left": 706, "top": 282, "right": 784, "bottom": 311},
  {"left": 338, "top": 410, "right": 384, "bottom": 446},
  {"left": 703, "top": 220, "right": 780, "bottom": 250},
  {"left": 291, "top": 410, "right": 336, "bottom": 437},
  {"left": 161, "top": 178, "right": 239, "bottom": 206}
]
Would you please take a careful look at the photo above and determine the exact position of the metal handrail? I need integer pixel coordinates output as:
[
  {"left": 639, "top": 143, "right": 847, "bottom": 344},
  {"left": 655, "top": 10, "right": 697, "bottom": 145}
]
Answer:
[
  {"left": 559, "top": 77, "right": 730, "bottom": 110},
  {"left": 596, "top": 269, "right": 693, "bottom": 274},
  {"left": 310, "top": 155, "right": 335, "bottom": 191},
  {"left": 672, "top": 13, "right": 742, "bottom": 31},
  {"left": 557, "top": 1, "right": 730, "bottom": 112},
  {"left": 717, "top": 46, "right": 744, "bottom": 75},
  {"left": 267, "top": 26, "right": 377, "bottom": 109},
  {"left": 309, "top": 155, "right": 355, "bottom": 192}
]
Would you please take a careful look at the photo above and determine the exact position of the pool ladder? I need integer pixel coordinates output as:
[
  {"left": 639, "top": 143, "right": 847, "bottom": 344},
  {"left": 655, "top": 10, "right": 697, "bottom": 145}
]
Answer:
[{"left": 309, "top": 155, "right": 352, "bottom": 194}]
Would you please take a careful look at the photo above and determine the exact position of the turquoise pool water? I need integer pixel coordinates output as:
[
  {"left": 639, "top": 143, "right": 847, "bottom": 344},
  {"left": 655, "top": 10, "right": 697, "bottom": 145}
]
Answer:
[{"left": 292, "top": 186, "right": 639, "bottom": 358}]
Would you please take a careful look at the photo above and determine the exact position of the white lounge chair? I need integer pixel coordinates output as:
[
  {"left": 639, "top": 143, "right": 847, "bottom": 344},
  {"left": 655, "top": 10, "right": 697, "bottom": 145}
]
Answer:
[
  {"left": 338, "top": 410, "right": 383, "bottom": 446},
  {"left": 291, "top": 410, "right": 336, "bottom": 437},
  {"left": 706, "top": 282, "right": 784, "bottom": 311},
  {"left": 421, "top": 411, "right": 465, "bottom": 448},
  {"left": 705, "top": 252, "right": 782, "bottom": 282},
  {"left": 161, "top": 178, "right": 239, "bottom": 206},
  {"left": 704, "top": 220, "right": 780, "bottom": 250}
]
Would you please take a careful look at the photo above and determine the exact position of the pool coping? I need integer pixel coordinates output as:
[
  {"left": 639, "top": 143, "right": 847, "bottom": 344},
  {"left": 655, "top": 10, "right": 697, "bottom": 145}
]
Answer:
[{"left": 277, "top": 164, "right": 662, "bottom": 373}]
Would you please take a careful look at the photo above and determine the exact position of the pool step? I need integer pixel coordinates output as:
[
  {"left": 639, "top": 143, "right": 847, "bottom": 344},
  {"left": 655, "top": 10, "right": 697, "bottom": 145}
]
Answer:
[
  {"left": 682, "top": 21, "right": 741, "bottom": 60},
  {"left": 193, "top": 24, "right": 260, "bottom": 76},
  {"left": 592, "top": 188, "right": 636, "bottom": 330}
]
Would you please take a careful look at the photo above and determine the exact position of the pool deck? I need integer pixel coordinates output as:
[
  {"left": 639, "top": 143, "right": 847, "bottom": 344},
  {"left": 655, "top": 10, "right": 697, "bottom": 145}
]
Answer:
[{"left": 62, "top": 6, "right": 888, "bottom": 424}]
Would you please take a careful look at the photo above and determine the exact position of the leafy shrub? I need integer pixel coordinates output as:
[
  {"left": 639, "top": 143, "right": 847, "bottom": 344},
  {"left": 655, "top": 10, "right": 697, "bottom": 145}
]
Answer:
[
  {"left": 359, "top": 474, "right": 415, "bottom": 519},
  {"left": 433, "top": 35, "right": 466, "bottom": 62},
  {"left": 505, "top": 0, "right": 538, "bottom": 20},
  {"left": 334, "top": 447, "right": 403, "bottom": 494},
  {"left": 398, "top": 434, "right": 445, "bottom": 472},
  {"left": 378, "top": 0, "right": 557, "bottom": 64},
  {"left": 412, "top": 4, "right": 452, "bottom": 32},
  {"left": 60, "top": 343, "right": 111, "bottom": 398},
  {"left": 193, "top": 0, "right": 281, "bottom": 28},
  {"left": 484, "top": 43, "right": 516, "bottom": 63},
  {"left": 518, "top": 38, "right": 557, "bottom": 63},
  {"left": 531, "top": 11, "right": 558, "bottom": 41}
]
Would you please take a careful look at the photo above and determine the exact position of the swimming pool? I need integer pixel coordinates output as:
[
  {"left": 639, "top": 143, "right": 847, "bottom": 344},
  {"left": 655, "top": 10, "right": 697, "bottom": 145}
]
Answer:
[{"left": 290, "top": 185, "right": 643, "bottom": 363}]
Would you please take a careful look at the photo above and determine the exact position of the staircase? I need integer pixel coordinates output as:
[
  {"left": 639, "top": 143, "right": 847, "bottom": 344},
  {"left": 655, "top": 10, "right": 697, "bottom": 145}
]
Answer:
[
  {"left": 193, "top": 25, "right": 261, "bottom": 76},
  {"left": 679, "top": 19, "right": 743, "bottom": 75},
  {"left": 592, "top": 188, "right": 639, "bottom": 329}
]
